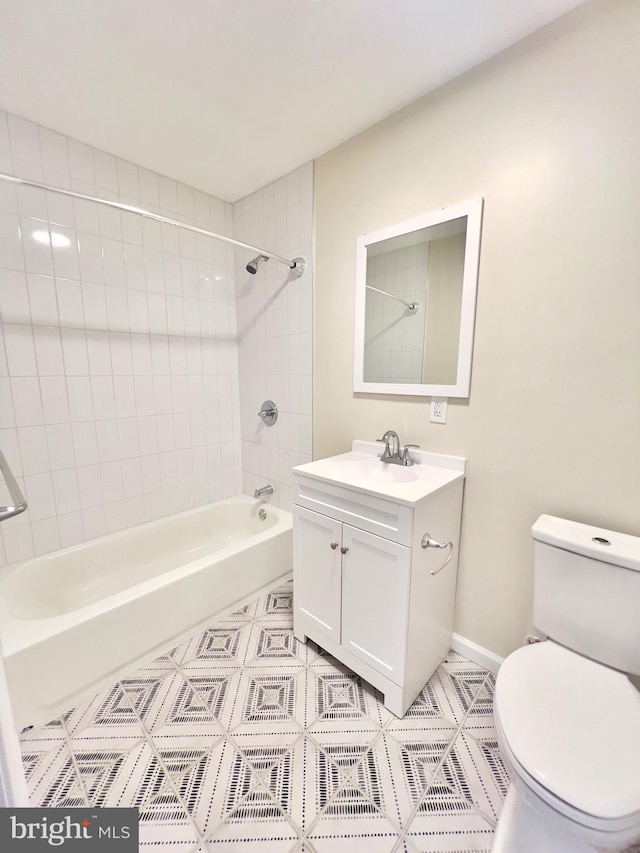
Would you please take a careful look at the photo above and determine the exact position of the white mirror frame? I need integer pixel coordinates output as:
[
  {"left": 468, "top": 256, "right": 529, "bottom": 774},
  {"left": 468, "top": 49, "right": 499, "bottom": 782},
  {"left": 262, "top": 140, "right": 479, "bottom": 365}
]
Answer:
[{"left": 353, "top": 197, "right": 483, "bottom": 398}]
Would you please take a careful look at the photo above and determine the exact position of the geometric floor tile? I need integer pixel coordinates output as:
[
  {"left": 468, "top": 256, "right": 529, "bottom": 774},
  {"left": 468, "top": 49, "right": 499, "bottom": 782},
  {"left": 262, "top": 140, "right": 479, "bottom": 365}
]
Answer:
[
  {"left": 177, "top": 673, "right": 233, "bottom": 720},
  {"left": 255, "top": 588, "right": 295, "bottom": 623},
  {"left": 24, "top": 745, "right": 88, "bottom": 808},
  {"left": 73, "top": 746, "right": 135, "bottom": 807},
  {"left": 21, "top": 578, "right": 505, "bottom": 852},
  {"left": 243, "top": 673, "right": 300, "bottom": 723},
  {"left": 195, "top": 627, "right": 246, "bottom": 661},
  {"left": 447, "top": 732, "right": 510, "bottom": 823},
  {"left": 245, "top": 624, "right": 305, "bottom": 665},
  {"left": 63, "top": 683, "right": 142, "bottom": 734},
  {"left": 405, "top": 789, "right": 495, "bottom": 853}
]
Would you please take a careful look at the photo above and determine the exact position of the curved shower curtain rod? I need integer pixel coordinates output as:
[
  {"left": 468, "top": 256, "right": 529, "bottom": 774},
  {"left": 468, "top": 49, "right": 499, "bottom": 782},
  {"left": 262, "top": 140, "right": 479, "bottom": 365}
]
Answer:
[
  {"left": 366, "top": 284, "right": 420, "bottom": 313},
  {"left": 0, "top": 172, "right": 306, "bottom": 278}
]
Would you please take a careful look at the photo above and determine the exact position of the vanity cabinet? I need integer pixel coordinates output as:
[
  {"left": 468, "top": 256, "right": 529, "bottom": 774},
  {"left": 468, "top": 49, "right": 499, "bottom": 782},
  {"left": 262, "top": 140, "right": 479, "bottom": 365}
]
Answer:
[
  {"left": 294, "top": 507, "right": 410, "bottom": 684},
  {"left": 292, "top": 445, "right": 465, "bottom": 717}
]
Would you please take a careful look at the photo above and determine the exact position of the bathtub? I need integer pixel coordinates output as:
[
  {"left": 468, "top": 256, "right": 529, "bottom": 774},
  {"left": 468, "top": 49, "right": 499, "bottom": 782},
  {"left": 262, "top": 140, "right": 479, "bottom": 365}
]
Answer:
[{"left": 0, "top": 495, "right": 292, "bottom": 730}]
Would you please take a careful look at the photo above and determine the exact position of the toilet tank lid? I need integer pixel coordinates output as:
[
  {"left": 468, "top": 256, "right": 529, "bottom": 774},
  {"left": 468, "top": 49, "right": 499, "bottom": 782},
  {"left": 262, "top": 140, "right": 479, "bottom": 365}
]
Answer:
[{"left": 532, "top": 515, "right": 640, "bottom": 572}]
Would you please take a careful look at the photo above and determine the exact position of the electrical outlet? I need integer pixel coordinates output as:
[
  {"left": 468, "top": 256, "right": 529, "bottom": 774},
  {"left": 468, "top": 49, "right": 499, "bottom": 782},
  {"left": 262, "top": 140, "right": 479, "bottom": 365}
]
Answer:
[{"left": 430, "top": 397, "right": 448, "bottom": 424}]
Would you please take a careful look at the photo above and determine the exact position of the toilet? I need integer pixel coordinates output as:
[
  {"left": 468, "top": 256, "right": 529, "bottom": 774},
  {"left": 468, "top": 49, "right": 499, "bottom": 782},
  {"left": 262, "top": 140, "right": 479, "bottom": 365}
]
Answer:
[{"left": 492, "top": 514, "right": 640, "bottom": 853}]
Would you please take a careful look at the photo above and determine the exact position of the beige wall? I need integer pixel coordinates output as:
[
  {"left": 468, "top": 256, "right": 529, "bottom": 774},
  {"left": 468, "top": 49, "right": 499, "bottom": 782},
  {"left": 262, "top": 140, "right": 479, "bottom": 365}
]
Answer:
[
  {"left": 313, "top": 0, "right": 640, "bottom": 658},
  {"left": 423, "top": 233, "right": 465, "bottom": 385}
]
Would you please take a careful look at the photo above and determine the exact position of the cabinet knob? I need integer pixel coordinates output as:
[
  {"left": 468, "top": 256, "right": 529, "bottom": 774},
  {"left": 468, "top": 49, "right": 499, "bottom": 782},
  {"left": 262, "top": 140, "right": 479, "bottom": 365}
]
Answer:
[
  {"left": 330, "top": 541, "right": 339, "bottom": 550},
  {"left": 340, "top": 545, "right": 349, "bottom": 555}
]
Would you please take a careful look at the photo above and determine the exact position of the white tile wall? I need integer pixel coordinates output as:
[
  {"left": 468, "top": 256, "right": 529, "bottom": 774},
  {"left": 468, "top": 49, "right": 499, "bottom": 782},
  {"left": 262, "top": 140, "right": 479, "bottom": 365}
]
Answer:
[
  {"left": 364, "top": 245, "right": 428, "bottom": 384},
  {"left": 233, "top": 164, "right": 313, "bottom": 511},
  {"left": 0, "top": 109, "right": 242, "bottom": 568}
]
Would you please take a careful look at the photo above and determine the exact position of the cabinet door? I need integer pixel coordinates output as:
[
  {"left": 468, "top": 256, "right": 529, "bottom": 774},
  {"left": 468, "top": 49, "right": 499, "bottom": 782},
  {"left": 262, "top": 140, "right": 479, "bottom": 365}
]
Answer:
[
  {"left": 341, "top": 524, "right": 410, "bottom": 683},
  {"left": 293, "top": 506, "right": 342, "bottom": 642}
]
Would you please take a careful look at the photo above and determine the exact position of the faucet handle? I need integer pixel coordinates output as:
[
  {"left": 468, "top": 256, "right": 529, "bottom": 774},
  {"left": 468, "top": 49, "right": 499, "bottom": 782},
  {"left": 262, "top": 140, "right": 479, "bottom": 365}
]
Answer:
[
  {"left": 376, "top": 435, "right": 391, "bottom": 458},
  {"left": 401, "top": 444, "right": 420, "bottom": 465}
]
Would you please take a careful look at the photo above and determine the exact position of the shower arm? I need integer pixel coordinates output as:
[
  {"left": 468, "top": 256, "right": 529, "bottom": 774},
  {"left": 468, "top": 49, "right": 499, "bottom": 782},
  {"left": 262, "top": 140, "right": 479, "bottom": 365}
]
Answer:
[
  {"left": 366, "top": 285, "right": 420, "bottom": 313},
  {"left": 0, "top": 172, "right": 306, "bottom": 278}
]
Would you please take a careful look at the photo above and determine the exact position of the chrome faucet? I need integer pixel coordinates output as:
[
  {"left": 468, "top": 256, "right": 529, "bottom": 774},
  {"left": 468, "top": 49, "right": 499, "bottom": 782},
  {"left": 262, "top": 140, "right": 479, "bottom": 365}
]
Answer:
[
  {"left": 376, "top": 431, "right": 419, "bottom": 466},
  {"left": 378, "top": 430, "right": 400, "bottom": 461},
  {"left": 254, "top": 483, "right": 274, "bottom": 499}
]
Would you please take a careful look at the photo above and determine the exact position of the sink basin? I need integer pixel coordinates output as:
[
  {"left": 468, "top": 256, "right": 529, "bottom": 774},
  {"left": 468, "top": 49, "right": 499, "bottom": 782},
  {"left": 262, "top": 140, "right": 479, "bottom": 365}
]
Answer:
[
  {"left": 325, "top": 459, "right": 418, "bottom": 484},
  {"left": 292, "top": 441, "right": 466, "bottom": 506}
]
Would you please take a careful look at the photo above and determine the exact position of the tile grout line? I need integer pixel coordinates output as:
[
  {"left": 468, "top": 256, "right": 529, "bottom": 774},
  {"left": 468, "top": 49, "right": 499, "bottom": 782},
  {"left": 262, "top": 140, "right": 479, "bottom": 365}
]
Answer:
[
  {"left": 193, "top": 735, "right": 304, "bottom": 847},
  {"left": 298, "top": 668, "right": 411, "bottom": 844},
  {"left": 301, "top": 721, "right": 398, "bottom": 843},
  {"left": 379, "top": 664, "right": 493, "bottom": 846},
  {"left": 58, "top": 715, "right": 93, "bottom": 808},
  {"left": 102, "top": 676, "right": 210, "bottom": 849},
  {"left": 448, "top": 672, "right": 500, "bottom": 826},
  {"left": 165, "top": 602, "right": 308, "bottom": 845},
  {"left": 209, "top": 618, "right": 337, "bottom": 842},
  {"left": 123, "top": 655, "right": 264, "bottom": 848},
  {"left": 391, "top": 670, "right": 497, "bottom": 852}
]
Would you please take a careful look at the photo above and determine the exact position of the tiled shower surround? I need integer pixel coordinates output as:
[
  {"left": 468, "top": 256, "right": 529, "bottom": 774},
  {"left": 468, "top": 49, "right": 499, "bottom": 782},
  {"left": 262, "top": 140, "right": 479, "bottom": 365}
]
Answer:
[
  {"left": 21, "top": 579, "right": 508, "bottom": 852},
  {"left": 233, "top": 169, "right": 313, "bottom": 509},
  {"left": 0, "top": 109, "right": 313, "bottom": 567}
]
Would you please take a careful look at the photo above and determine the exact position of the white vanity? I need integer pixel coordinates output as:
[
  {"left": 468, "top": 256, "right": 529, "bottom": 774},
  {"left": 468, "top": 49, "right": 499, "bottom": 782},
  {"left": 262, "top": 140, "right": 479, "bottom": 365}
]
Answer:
[{"left": 292, "top": 440, "right": 466, "bottom": 717}]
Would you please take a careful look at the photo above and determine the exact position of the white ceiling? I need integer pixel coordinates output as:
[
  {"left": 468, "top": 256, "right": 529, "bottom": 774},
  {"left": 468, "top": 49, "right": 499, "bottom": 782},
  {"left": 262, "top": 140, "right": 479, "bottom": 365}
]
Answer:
[{"left": 0, "top": 0, "right": 587, "bottom": 202}]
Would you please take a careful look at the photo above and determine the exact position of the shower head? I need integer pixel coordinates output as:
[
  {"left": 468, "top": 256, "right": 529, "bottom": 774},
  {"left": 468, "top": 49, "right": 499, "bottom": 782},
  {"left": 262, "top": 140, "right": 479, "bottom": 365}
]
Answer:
[{"left": 246, "top": 254, "right": 269, "bottom": 275}]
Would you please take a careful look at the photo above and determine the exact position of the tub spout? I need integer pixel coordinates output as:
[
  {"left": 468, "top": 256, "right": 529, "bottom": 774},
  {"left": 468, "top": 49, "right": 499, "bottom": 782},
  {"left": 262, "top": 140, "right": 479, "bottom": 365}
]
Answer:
[{"left": 254, "top": 484, "right": 274, "bottom": 499}]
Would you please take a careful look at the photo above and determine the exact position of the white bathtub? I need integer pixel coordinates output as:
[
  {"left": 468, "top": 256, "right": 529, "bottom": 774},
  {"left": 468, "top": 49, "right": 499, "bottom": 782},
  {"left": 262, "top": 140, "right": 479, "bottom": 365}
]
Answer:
[{"left": 0, "top": 495, "right": 292, "bottom": 730}]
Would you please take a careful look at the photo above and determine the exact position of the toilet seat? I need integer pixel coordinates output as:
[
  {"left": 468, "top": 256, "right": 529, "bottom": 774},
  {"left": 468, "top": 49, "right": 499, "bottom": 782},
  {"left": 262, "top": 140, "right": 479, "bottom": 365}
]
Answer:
[
  {"left": 495, "top": 641, "right": 640, "bottom": 822},
  {"left": 495, "top": 707, "right": 640, "bottom": 837}
]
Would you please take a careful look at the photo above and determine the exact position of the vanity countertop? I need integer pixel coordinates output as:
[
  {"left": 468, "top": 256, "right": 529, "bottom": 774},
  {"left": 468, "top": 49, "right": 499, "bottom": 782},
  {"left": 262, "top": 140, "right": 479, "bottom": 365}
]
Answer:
[{"left": 292, "top": 440, "right": 465, "bottom": 507}]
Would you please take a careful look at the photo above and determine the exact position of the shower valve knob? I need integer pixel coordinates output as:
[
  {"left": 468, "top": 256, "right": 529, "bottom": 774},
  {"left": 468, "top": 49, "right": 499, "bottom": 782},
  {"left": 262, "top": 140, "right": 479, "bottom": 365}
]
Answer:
[{"left": 257, "top": 400, "right": 278, "bottom": 425}]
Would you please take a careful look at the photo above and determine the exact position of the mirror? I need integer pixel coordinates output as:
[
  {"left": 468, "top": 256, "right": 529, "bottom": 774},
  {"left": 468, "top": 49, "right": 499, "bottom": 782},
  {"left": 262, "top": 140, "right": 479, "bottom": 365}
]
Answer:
[{"left": 353, "top": 198, "right": 483, "bottom": 398}]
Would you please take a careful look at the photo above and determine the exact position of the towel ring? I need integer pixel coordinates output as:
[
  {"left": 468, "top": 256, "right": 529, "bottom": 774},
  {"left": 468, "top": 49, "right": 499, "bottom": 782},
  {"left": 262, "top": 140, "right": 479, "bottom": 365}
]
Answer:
[{"left": 421, "top": 533, "right": 453, "bottom": 576}]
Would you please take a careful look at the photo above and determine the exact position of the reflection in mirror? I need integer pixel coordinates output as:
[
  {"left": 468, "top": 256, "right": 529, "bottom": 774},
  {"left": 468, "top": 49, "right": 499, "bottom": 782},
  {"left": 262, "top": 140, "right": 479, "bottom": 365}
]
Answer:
[
  {"left": 354, "top": 198, "right": 483, "bottom": 398},
  {"left": 364, "top": 217, "right": 466, "bottom": 385}
]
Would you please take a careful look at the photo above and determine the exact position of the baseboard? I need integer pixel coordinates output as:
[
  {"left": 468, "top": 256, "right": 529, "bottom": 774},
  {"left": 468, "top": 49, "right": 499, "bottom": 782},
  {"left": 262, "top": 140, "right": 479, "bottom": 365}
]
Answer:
[{"left": 451, "top": 632, "right": 504, "bottom": 674}]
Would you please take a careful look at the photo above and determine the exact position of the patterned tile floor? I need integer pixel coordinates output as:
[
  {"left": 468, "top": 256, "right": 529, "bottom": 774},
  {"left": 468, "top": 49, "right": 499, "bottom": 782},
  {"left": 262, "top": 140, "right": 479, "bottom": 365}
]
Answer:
[{"left": 20, "top": 579, "right": 638, "bottom": 852}]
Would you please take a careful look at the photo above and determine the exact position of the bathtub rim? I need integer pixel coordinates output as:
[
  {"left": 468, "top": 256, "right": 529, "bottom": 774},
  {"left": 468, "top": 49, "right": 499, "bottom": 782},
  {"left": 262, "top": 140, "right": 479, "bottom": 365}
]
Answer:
[
  {"left": 2, "top": 566, "right": 293, "bottom": 803},
  {"left": 1, "top": 493, "right": 285, "bottom": 582},
  {"left": 0, "top": 495, "right": 292, "bottom": 656}
]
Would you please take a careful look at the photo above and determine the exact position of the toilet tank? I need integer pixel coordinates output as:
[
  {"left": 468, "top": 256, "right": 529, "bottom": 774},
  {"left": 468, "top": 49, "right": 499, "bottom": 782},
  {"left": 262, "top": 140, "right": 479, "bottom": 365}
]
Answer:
[{"left": 532, "top": 515, "right": 640, "bottom": 676}]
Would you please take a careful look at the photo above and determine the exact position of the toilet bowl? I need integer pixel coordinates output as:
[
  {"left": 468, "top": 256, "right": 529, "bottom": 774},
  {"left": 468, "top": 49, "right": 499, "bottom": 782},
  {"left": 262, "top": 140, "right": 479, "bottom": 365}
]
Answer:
[
  {"left": 491, "top": 515, "right": 640, "bottom": 853},
  {"left": 492, "top": 641, "right": 640, "bottom": 852}
]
